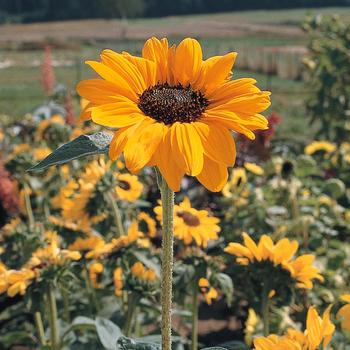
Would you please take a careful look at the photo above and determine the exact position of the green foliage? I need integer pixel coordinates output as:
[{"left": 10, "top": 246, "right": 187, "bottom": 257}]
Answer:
[
  {"left": 303, "top": 14, "right": 350, "bottom": 142},
  {"left": 28, "top": 132, "right": 112, "bottom": 172}
]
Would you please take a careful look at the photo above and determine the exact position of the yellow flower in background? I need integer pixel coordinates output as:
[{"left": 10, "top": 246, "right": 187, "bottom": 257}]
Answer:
[
  {"left": 32, "top": 146, "right": 52, "bottom": 161},
  {"left": 85, "top": 221, "right": 143, "bottom": 259},
  {"left": 222, "top": 167, "right": 247, "bottom": 197},
  {"left": 155, "top": 196, "right": 220, "bottom": 247},
  {"left": 198, "top": 278, "right": 218, "bottom": 305},
  {"left": 114, "top": 267, "right": 123, "bottom": 297},
  {"left": 7, "top": 143, "right": 30, "bottom": 161},
  {"left": 245, "top": 308, "right": 259, "bottom": 346},
  {"left": 61, "top": 159, "right": 109, "bottom": 224},
  {"left": 115, "top": 173, "right": 143, "bottom": 202},
  {"left": 68, "top": 235, "right": 105, "bottom": 253},
  {"left": 254, "top": 305, "right": 335, "bottom": 350},
  {"left": 28, "top": 231, "right": 81, "bottom": 267},
  {"left": 318, "top": 195, "right": 333, "bottom": 206},
  {"left": 244, "top": 162, "right": 264, "bottom": 176},
  {"left": 49, "top": 215, "right": 93, "bottom": 234},
  {"left": 36, "top": 114, "right": 65, "bottom": 140},
  {"left": 337, "top": 294, "right": 350, "bottom": 332},
  {"left": 225, "top": 233, "right": 323, "bottom": 289},
  {"left": 138, "top": 212, "right": 157, "bottom": 237},
  {"left": 304, "top": 141, "right": 336, "bottom": 155},
  {"left": 77, "top": 37, "right": 270, "bottom": 192},
  {"left": 89, "top": 262, "right": 104, "bottom": 288},
  {"left": 0, "top": 265, "right": 35, "bottom": 298},
  {"left": 131, "top": 262, "right": 157, "bottom": 282}
]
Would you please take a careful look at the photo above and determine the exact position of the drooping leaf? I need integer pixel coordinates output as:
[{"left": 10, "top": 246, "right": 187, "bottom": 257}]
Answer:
[
  {"left": 215, "top": 272, "right": 234, "bottom": 306},
  {"left": 28, "top": 132, "right": 113, "bottom": 172},
  {"left": 118, "top": 336, "right": 161, "bottom": 350},
  {"left": 96, "top": 316, "right": 122, "bottom": 350}
]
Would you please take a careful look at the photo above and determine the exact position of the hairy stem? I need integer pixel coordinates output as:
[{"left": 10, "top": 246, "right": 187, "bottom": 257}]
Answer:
[{"left": 159, "top": 173, "right": 174, "bottom": 350}]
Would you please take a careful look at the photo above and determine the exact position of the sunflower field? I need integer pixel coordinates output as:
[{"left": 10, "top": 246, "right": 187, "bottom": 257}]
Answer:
[{"left": 0, "top": 13, "right": 350, "bottom": 350}]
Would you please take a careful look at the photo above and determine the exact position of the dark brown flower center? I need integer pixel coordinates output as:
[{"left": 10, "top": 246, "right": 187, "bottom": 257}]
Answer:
[
  {"left": 177, "top": 211, "right": 200, "bottom": 227},
  {"left": 138, "top": 83, "right": 209, "bottom": 125},
  {"left": 118, "top": 180, "right": 131, "bottom": 190}
]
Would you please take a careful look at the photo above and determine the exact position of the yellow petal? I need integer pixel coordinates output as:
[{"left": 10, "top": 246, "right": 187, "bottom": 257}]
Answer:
[
  {"left": 173, "top": 38, "right": 202, "bottom": 85},
  {"left": 196, "top": 156, "right": 228, "bottom": 192},
  {"left": 171, "top": 123, "right": 204, "bottom": 176},
  {"left": 194, "top": 121, "right": 236, "bottom": 166}
]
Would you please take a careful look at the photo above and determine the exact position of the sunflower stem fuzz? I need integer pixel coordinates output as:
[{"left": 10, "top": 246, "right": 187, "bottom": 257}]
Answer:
[{"left": 159, "top": 173, "right": 174, "bottom": 350}]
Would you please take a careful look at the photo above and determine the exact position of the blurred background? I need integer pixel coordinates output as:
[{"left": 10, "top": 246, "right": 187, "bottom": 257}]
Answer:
[{"left": 0, "top": 1, "right": 349, "bottom": 139}]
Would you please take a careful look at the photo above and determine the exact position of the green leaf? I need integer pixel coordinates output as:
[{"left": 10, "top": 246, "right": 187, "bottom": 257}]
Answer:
[
  {"left": 118, "top": 336, "right": 161, "bottom": 350},
  {"left": 215, "top": 273, "right": 234, "bottom": 306},
  {"left": 323, "top": 178, "right": 346, "bottom": 199},
  {"left": 96, "top": 316, "right": 122, "bottom": 350},
  {"left": 28, "top": 132, "right": 113, "bottom": 172}
]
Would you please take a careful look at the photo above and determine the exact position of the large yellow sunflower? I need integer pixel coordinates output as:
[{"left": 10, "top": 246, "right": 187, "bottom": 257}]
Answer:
[{"left": 77, "top": 37, "right": 270, "bottom": 191}]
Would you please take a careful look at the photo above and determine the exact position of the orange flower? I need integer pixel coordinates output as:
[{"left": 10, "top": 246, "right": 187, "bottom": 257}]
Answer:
[{"left": 77, "top": 37, "right": 270, "bottom": 192}]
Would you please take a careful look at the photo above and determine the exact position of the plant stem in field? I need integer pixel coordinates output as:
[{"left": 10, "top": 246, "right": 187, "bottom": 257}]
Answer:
[
  {"left": 159, "top": 173, "right": 174, "bottom": 350},
  {"left": 23, "top": 183, "right": 35, "bottom": 228},
  {"left": 106, "top": 191, "right": 125, "bottom": 237},
  {"left": 261, "top": 282, "right": 270, "bottom": 336},
  {"left": 124, "top": 293, "right": 137, "bottom": 336},
  {"left": 34, "top": 311, "right": 46, "bottom": 346},
  {"left": 191, "top": 280, "right": 199, "bottom": 350},
  {"left": 83, "top": 261, "right": 99, "bottom": 315},
  {"left": 47, "top": 283, "right": 60, "bottom": 350}
]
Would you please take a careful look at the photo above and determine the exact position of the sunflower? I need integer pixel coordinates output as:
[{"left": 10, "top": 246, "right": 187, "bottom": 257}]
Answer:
[
  {"left": 77, "top": 37, "right": 270, "bottom": 191},
  {"left": 304, "top": 141, "right": 336, "bottom": 155},
  {"left": 337, "top": 294, "right": 350, "bottom": 332},
  {"left": 89, "top": 262, "right": 104, "bottom": 288},
  {"left": 138, "top": 212, "right": 157, "bottom": 237},
  {"left": 131, "top": 262, "right": 157, "bottom": 282},
  {"left": 61, "top": 159, "right": 110, "bottom": 224},
  {"left": 254, "top": 305, "right": 335, "bottom": 350},
  {"left": 225, "top": 233, "right": 323, "bottom": 290},
  {"left": 115, "top": 173, "right": 143, "bottom": 202},
  {"left": 155, "top": 196, "right": 220, "bottom": 247},
  {"left": 114, "top": 267, "right": 123, "bottom": 296},
  {"left": 198, "top": 277, "right": 218, "bottom": 305},
  {"left": 244, "top": 162, "right": 264, "bottom": 175},
  {"left": 36, "top": 114, "right": 65, "bottom": 141}
]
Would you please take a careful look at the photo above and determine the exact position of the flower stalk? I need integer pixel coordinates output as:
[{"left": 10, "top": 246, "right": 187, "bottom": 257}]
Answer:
[
  {"left": 261, "top": 282, "right": 270, "bottom": 336},
  {"left": 23, "top": 183, "right": 35, "bottom": 229},
  {"left": 106, "top": 190, "right": 125, "bottom": 238},
  {"left": 34, "top": 311, "right": 46, "bottom": 346},
  {"left": 159, "top": 173, "right": 174, "bottom": 350},
  {"left": 191, "top": 280, "right": 199, "bottom": 350},
  {"left": 47, "top": 283, "right": 60, "bottom": 350},
  {"left": 124, "top": 293, "right": 137, "bottom": 336}
]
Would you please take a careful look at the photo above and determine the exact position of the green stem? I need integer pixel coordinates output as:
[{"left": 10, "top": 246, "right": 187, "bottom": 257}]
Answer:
[
  {"left": 124, "top": 293, "right": 137, "bottom": 336},
  {"left": 34, "top": 311, "right": 46, "bottom": 346},
  {"left": 159, "top": 173, "right": 174, "bottom": 350},
  {"left": 47, "top": 284, "right": 60, "bottom": 350},
  {"left": 83, "top": 262, "right": 99, "bottom": 315},
  {"left": 191, "top": 281, "right": 199, "bottom": 350},
  {"left": 23, "top": 183, "right": 35, "bottom": 229},
  {"left": 61, "top": 288, "right": 70, "bottom": 323},
  {"left": 106, "top": 191, "right": 125, "bottom": 238},
  {"left": 261, "top": 282, "right": 270, "bottom": 336}
]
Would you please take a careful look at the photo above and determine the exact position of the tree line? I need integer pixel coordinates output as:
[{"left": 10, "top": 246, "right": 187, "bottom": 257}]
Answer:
[{"left": 0, "top": 0, "right": 349, "bottom": 23}]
